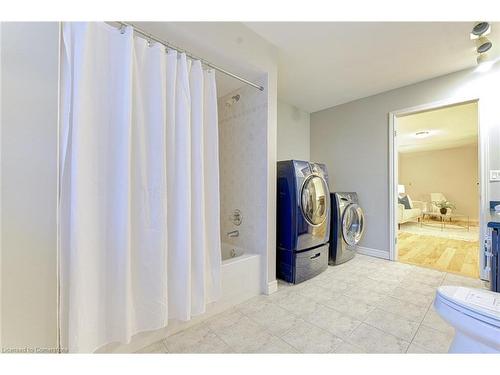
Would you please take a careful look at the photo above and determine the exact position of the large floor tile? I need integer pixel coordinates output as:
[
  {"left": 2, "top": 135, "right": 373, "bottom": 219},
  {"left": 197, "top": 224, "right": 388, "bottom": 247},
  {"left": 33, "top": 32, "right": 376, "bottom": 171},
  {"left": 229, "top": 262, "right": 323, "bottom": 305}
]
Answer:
[
  {"left": 164, "top": 325, "right": 231, "bottom": 353},
  {"left": 411, "top": 266, "right": 446, "bottom": 278},
  {"left": 401, "top": 273, "right": 443, "bottom": 287},
  {"left": 376, "top": 296, "right": 428, "bottom": 323},
  {"left": 267, "top": 288, "right": 305, "bottom": 304},
  {"left": 398, "top": 279, "right": 437, "bottom": 297},
  {"left": 369, "top": 271, "right": 407, "bottom": 283},
  {"left": 406, "top": 343, "right": 431, "bottom": 353},
  {"left": 364, "top": 308, "right": 419, "bottom": 341},
  {"left": 343, "top": 287, "right": 386, "bottom": 305},
  {"left": 245, "top": 303, "right": 303, "bottom": 336},
  {"left": 329, "top": 269, "right": 364, "bottom": 284},
  {"left": 206, "top": 308, "right": 246, "bottom": 332},
  {"left": 235, "top": 295, "right": 273, "bottom": 315},
  {"left": 421, "top": 306, "right": 455, "bottom": 335},
  {"left": 347, "top": 323, "right": 410, "bottom": 353},
  {"left": 359, "top": 260, "right": 386, "bottom": 270},
  {"left": 441, "top": 273, "right": 486, "bottom": 289},
  {"left": 379, "top": 265, "right": 414, "bottom": 278},
  {"left": 249, "top": 336, "right": 298, "bottom": 353},
  {"left": 276, "top": 291, "right": 324, "bottom": 316},
  {"left": 390, "top": 287, "right": 434, "bottom": 308},
  {"left": 312, "top": 269, "right": 338, "bottom": 282},
  {"left": 302, "top": 304, "right": 361, "bottom": 339},
  {"left": 412, "top": 325, "right": 453, "bottom": 353},
  {"left": 144, "top": 253, "right": 484, "bottom": 354},
  {"left": 357, "top": 254, "right": 387, "bottom": 265},
  {"left": 323, "top": 294, "right": 376, "bottom": 321},
  {"left": 333, "top": 341, "right": 366, "bottom": 353},
  {"left": 280, "top": 320, "right": 343, "bottom": 353},
  {"left": 292, "top": 278, "right": 326, "bottom": 294},
  {"left": 355, "top": 278, "right": 400, "bottom": 294},
  {"left": 212, "top": 316, "right": 276, "bottom": 353},
  {"left": 385, "top": 261, "right": 415, "bottom": 272},
  {"left": 135, "top": 340, "right": 168, "bottom": 353},
  {"left": 308, "top": 280, "right": 352, "bottom": 297}
]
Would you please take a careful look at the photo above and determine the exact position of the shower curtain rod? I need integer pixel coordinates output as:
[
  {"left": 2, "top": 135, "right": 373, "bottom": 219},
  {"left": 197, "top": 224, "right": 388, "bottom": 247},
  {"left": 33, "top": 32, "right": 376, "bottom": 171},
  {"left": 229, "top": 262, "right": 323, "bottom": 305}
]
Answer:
[{"left": 115, "top": 21, "right": 265, "bottom": 92}]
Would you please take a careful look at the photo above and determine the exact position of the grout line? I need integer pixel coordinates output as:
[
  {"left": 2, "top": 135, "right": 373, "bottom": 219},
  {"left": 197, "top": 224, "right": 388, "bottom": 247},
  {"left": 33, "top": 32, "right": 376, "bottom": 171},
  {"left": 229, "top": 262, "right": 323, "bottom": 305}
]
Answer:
[
  {"left": 220, "top": 301, "right": 298, "bottom": 353},
  {"left": 406, "top": 299, "right": 433, "bottom": 352},
  {"left": 161, "top": 340, "right": 169, "bottom": 353},
  {"left": 243, "top": 292, "right": 355, "bottom": 352},
  {"left": 207, "top": 327, "right": 236, "bottom": 354},
  {"left": 157, "top": 256, "right": 457, "bottom": 354}
]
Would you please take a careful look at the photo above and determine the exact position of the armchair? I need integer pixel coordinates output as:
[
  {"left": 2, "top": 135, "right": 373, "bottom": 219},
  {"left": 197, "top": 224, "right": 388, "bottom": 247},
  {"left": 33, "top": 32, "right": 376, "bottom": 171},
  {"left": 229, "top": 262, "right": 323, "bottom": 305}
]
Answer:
[{"left": 398, "top": 199, "right": 427, "bottom": 228}]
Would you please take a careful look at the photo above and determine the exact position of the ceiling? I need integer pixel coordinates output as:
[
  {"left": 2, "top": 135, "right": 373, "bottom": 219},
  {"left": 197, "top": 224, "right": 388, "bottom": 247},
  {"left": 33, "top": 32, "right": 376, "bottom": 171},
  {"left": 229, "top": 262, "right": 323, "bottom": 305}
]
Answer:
[
  {"left": 244, "top": 22, "right": 500, "bottom": 112},
  {"left": 131, "top": 22, "right": 270, "bottom": 99},
  {"left": 397, "top": 101, "right": 478, "bottom": 154}
]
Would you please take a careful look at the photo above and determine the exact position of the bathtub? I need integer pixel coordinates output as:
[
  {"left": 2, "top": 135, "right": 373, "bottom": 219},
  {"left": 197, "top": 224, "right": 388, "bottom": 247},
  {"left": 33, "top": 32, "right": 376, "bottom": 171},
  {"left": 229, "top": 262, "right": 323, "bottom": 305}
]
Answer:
[
  {"left": 220, "top": 243, "right": 261, "bottom": 303},
  {"left": 102, "top": 242, "right": 261, "bottom": 352}
]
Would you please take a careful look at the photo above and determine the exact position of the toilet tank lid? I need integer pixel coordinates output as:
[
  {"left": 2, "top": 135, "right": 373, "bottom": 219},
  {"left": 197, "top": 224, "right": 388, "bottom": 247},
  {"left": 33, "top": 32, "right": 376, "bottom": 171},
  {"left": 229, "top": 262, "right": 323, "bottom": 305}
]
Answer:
[{"left": 437, "top": 286, "right": 500, "bottom": 322}]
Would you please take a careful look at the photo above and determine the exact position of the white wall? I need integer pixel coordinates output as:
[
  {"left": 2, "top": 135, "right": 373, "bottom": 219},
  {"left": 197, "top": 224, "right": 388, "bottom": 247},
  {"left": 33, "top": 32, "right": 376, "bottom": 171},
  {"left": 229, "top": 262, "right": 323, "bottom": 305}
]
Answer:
[
  {"left": 311, "top": 65, "right": 500, "bottom": 256},
  {"left": 277, "top": 100, "right": 310, "bottom": 161},
  {"left": 218, "top": 81, "right": 268, "bottom": 292},
  {"left": 1, "top": 22, "right": 59, "bottom": 350},
  {"left": 399, "top": 144, "right": 479, "bottom": 219}
]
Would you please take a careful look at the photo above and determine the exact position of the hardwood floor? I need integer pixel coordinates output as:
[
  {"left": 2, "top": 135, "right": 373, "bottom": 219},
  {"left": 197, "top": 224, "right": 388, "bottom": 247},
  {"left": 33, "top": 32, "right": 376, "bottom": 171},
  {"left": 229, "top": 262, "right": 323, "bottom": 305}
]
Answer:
[{"left": 398, "top": 231, "right": 480, "bottom": 278}]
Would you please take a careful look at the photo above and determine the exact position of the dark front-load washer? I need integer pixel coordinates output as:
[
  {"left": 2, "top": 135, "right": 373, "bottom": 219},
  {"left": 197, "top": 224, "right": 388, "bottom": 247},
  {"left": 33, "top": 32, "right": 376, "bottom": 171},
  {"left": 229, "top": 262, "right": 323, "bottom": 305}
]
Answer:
[{"left": 276, "top": 160, "right": 330, "bottom": 283}]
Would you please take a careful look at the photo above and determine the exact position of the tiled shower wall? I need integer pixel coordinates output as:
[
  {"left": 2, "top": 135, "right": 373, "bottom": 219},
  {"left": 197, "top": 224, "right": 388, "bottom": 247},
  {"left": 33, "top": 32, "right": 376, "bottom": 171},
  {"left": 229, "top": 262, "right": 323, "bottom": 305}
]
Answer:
[{"left": 218, "top": 83, "right": 268, "bottom": 258}]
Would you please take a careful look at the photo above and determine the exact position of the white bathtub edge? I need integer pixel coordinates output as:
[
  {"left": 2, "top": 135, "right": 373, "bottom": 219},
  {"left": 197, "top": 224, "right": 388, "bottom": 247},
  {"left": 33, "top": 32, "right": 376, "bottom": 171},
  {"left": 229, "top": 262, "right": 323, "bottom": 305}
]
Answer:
[{"left": 221, "top": 252, "right": 259, "bottom": 266}]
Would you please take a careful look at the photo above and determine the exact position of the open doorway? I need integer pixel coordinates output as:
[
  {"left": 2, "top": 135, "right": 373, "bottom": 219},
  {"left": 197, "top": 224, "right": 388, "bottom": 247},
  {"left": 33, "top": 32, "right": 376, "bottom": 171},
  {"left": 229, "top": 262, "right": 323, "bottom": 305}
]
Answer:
[{"left": 390, "top": 100, "right": 484, "bottom": 279}]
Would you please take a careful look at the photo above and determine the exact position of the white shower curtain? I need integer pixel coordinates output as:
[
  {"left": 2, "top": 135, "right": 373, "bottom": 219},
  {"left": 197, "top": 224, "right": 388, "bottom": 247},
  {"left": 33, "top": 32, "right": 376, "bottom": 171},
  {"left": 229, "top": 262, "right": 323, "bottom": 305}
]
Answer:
[{"left": 60, "top": 22, "right": 222, "bottom": 353}]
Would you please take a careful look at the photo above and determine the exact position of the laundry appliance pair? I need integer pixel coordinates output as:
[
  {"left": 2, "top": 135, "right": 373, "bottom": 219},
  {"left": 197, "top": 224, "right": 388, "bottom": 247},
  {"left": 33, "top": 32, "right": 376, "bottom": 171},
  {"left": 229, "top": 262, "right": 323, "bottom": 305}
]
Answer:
[{"left": 276, "top": 160, "right": 366, "bottom": 284}]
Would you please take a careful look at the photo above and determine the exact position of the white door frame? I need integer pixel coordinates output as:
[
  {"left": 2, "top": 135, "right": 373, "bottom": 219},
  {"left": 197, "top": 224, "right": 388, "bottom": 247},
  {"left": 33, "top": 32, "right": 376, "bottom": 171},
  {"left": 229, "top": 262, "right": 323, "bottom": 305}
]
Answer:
[{"left": 388, "top": 96, "right": 489, "bottom": 280}]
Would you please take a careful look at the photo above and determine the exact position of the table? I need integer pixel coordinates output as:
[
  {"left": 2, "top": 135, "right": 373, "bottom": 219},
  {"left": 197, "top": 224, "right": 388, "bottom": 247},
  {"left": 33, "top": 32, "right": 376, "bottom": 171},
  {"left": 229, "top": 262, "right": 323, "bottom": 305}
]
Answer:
[{"left": 421, "top": 211, "right": 470, "bottom": 231}]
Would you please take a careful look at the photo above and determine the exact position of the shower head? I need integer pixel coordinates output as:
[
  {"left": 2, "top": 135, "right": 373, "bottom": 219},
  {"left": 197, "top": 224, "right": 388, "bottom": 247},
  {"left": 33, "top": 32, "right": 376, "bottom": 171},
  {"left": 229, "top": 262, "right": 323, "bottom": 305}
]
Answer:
[{"left": 225, "top": 94, "right": 240, "bottom": 107}]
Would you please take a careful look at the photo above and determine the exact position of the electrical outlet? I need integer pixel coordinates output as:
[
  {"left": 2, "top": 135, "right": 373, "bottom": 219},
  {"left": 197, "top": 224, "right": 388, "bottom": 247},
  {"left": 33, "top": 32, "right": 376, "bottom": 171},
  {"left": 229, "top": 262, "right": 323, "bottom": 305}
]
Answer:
[{"left": 490, "top": 170, "right": 500, "bottom": 182}]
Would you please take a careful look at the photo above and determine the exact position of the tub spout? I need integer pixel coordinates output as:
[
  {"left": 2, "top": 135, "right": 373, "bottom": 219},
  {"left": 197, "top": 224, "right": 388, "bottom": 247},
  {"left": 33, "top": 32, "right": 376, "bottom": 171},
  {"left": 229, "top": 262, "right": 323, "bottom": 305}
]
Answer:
[{"left": 227, "top": 230, "right": 239, "bottom": 238}]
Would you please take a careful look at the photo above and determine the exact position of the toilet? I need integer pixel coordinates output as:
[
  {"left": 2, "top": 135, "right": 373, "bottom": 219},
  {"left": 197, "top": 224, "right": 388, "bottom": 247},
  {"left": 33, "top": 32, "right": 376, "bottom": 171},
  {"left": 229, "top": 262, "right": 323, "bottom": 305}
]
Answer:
[{"left": 434, "top": 286, "right": 500, "bottom": 353}]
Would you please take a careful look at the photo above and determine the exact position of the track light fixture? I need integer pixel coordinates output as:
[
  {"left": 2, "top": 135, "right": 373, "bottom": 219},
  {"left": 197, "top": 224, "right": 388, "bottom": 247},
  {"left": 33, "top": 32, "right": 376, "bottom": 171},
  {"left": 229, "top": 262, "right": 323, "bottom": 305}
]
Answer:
[
  {"left": 477, "top": 38, "right": 492, "bottom": 54},
  {"left": 473, "top": 22, "right": 494, "bottom": 71},
  {"left": 471, "top": 22, "right": 491, "bottom": 39}
]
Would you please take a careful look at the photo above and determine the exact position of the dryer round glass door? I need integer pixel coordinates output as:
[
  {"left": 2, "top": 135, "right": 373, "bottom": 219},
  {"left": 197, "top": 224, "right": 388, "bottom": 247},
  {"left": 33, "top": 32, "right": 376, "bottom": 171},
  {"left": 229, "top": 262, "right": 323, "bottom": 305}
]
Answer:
[
  {"left": 342, "top": 203, "right": 365, "bottom": 246},
  {"left": 301, "top": 175, "right": 328, "bottom": 226}
]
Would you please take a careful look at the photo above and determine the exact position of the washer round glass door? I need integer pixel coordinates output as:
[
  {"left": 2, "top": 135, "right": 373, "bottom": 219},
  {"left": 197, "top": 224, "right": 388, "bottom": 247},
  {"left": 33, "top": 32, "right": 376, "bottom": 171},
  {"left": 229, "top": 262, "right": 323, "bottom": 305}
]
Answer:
[
  {"left": 301, "top": 175, "right": 328, "bottom": 226},
  {"left": 342, "top": 203, "right": 365, "bottom": 246}
]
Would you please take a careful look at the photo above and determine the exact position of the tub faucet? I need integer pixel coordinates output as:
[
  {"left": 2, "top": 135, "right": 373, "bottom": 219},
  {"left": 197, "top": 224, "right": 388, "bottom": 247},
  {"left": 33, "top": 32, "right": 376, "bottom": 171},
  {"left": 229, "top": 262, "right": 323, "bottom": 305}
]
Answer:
[{"left": 227, "top": 230, "right": 239, "bottom": 238}]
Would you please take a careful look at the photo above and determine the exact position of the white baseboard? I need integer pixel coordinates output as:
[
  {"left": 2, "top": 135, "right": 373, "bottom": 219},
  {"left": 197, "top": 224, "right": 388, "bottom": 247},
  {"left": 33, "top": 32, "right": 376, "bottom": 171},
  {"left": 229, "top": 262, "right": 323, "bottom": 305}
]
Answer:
[
  {"left": 266, "top": 280, "right": 278, "bottom": 295},
  {"left": 357, "top": 246, "right": 390, "bottom": 260}
]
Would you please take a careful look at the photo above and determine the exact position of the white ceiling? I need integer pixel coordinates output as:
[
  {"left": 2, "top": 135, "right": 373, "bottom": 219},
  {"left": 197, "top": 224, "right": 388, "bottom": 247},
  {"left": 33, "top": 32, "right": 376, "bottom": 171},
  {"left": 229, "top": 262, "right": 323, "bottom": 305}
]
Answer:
[
  {"left": 244, "top": 22, "right": 500, "bottom": 113},
  {"left": 397, "top": 101, "right": 478, "bottom": 153},
  {"left": 131, "top": 22, "right": 269, "bottom": 98}
]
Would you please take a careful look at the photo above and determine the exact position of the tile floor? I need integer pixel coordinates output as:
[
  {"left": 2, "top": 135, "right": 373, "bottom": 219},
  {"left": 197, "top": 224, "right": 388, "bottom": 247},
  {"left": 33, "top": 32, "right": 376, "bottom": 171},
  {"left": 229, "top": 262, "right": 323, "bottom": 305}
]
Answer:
[{"left": 136, "top": 254, "right": 489, "bottom": 354}]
